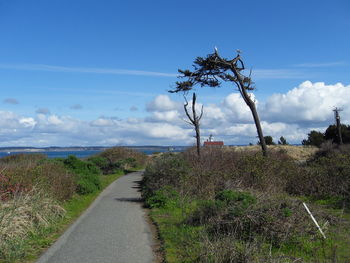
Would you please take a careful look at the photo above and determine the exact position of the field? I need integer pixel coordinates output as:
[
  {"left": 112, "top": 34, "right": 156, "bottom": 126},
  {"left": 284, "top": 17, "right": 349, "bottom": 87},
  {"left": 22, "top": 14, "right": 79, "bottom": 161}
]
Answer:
[{"left": 230, "top": 145, "right": 318, "bottom": 160}]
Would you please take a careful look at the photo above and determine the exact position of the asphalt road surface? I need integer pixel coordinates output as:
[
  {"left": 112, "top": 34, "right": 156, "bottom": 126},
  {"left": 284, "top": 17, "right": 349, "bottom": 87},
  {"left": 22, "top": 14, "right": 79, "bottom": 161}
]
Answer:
[{"left": 37, "top": 171, "right": 154, "bottom": 263}]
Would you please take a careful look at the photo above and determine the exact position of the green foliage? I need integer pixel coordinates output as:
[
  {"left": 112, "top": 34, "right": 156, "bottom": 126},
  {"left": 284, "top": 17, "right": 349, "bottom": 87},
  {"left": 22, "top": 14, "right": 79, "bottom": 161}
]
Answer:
[
  {"left": 63, "top": 155, "right": 100, "bottom": 175},
  {"left": 75, "top": 173, "right": 100, "bottom": 195},
  {"left": 145, "top": 186, "right": 179, "bottom": 208},
  {"left": 263, "top": 135, "right": 275, "bottom": 145},
  {"left": 0, "top": 155, "right": 76, "bottom": 202},
  {"left": 325, "top": 124, "right": 350, "bottom": 144},
  {"left": 143, "top": 148, "right": 350, "bottom": 262},
  {"left": 90, "top": 147, "right": 146, "bottom": 174},
  {"left": 0, "top": 172, "right": 124, "bottom": 263},
  {"left": 216, "top": 190, "right": 256, "bottom": 217},
  {"left": 302, "top": 130, "right": 325, "bottom": 147},
  {"left": 190, "top": 190, "right": 256, "bottom": 225},
  {"left": 142, "top": 153, "right": 190, "bottom": 200},
  {"left": 87, "top": 156, "right": 109, "bottom": 172},
  {"left": 278, "top": 136, "right": 288, "bottom": 145},
  {"left": 303, "top": 124, "right": 350, "bottom": 147},
  {"left": 62, "top": 155, "right": 101, "bottom": 195},
  {"left": 287, "top": 148, "right": 350, "bottom": 209}
]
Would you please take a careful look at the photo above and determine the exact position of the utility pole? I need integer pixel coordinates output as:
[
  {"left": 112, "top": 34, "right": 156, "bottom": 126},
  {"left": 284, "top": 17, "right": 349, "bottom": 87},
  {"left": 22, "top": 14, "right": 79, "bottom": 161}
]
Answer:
[{"left": 333, "top": 107, "right": 343, "bottom": 145}]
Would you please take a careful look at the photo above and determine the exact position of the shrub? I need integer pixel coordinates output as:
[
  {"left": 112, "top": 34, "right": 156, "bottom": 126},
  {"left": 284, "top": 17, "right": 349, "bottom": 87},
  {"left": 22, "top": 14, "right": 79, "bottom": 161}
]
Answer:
[
  {"left": 63, "top": 155, "right": 100, "bottom": 175},
  {"left": 232, "top": 151, "right": 298, "bottom": 193},
  {"left": 286, "top": 147, "right": 350, "bottom": 208},
  {"left": 145, "top": 186, "right": 179, "bottom": 208},
  {"left": 0, "top": 154, "right": 76, "bottom": 202},
  {"left": 89, "top": 147, "right": 147, "bottom": 174},
  {"left": 0, "top": 153, "right": 46, "bottom": 166},
  {"left": 61, "top": 155, "right": 101, "bottom": 195},
  {"left": 87, "top": 156, "right": 110, "bottom": 173},
  {"left": 33, "top": 161, "right": 76, "bottom": 201},
  {"left": 190, "top": 193, "right": 332, "bottom": 247},
  {"left": 182, "top": 147, "right": 240, "bottom": 198},
  {"left": 189, "top": 190, "right": 256, "bottom": 226},
  {"left": 142, "top": 153, "right": 190, "bottom": 200},
  {"left": 216, "top": 190, "right": 257, "bottom": 217},
  {"left": 99, "top": 147, "right": 147, "bottom": 168},
  {"left": 76, "top": 173, "right": 101, "bottom": 195}
]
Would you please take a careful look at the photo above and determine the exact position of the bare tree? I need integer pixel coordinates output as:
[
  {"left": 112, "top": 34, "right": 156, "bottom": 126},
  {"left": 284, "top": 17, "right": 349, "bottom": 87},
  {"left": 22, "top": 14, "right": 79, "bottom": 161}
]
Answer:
[
  {"left": 183, "top": 93, "right": 203, "bottom": 157},
  {"left": 170, "top": 48, "right": 267, "bottom": 156}
]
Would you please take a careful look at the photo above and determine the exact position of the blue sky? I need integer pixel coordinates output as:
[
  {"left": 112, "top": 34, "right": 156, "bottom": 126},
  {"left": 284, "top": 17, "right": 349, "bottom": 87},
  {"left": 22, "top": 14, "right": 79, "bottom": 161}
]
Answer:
[{"left": 0, "top": 0, "right": 349, "bottom": 146}]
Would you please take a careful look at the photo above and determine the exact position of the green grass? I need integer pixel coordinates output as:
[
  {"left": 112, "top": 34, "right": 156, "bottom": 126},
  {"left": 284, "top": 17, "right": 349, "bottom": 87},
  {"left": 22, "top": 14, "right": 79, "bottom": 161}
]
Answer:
[
  {"left": 4, "top": 171, "right": 125, "bottom": 263},
  {"left": 148, "top": 196, "right": 350, "bottom": 263},
  {"left": 149, "top": 200, "right": 204, "bottom": 263}
]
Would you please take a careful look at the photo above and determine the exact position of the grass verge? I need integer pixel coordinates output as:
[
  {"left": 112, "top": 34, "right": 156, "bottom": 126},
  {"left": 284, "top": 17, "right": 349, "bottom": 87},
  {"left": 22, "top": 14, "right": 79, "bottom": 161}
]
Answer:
[{"left": 149, "top": 201, "right": 203, "bottom": 263}]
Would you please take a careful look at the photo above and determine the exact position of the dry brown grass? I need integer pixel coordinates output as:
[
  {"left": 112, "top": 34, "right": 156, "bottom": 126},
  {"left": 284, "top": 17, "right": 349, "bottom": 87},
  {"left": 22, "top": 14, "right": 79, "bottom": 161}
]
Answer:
[
  {"left": 228, "top": 145, "right": 318, "bottom": 160},
  {"left": 0, "top": 187, "right": 65, "bottom": 258}
]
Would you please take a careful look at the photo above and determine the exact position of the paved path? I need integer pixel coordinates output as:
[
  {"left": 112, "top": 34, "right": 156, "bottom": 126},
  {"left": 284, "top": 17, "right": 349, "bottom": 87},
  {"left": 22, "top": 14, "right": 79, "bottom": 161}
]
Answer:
[{"left": 37, "top": 171, "right": 154, "bottom": 263}]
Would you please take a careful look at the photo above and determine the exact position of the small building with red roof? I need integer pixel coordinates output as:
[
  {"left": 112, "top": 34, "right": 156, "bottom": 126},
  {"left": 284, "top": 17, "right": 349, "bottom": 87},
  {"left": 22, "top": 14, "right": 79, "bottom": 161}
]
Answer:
[{"left": 203, "top": 135, "right": 224, "bottom": 147}]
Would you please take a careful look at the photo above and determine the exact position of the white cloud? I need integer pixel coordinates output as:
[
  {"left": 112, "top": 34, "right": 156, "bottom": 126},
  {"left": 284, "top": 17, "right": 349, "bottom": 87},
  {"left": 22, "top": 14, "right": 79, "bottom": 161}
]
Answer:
[
  {"left": 0, "top": 81, "right": 349, "bottom": 147},
  {"left": 223, "top": 93, "right": 255, "bottom": 123},
  {"left": 262, "top": 81, "right": 350, "bottom": 125},
  {"left": 90, "top": 118, "right": 116, "bottom": 127},
  {"left": 152, "top": 110, "right": 180, "bottom": 122},
  {"left": 146, "top": 95, "right": 179, "bottom": 112},
  {"left": 19, "top": 118, "right": 36, "bottom": 128},
  {"left": 48, "top": 115, "right": 63, "bottom": 125}
]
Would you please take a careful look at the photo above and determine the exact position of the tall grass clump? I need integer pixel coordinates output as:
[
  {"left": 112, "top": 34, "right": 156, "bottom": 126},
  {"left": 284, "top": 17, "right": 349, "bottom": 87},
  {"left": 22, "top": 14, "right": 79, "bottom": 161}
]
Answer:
[{"left": 0, "top": 188, "right": 65, "bottom": 261}]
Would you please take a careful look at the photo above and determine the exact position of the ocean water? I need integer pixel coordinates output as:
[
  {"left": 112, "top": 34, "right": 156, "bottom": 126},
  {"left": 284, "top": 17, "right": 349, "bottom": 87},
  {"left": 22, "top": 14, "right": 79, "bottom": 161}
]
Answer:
[{"left": 0, "top": 147, "right": 185, "bottom": 159}]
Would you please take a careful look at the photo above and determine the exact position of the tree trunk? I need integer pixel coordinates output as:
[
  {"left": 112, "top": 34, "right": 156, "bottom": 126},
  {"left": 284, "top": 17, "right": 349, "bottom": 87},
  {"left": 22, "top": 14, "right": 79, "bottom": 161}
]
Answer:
[
  {"left": 184, "top": 93, "right": 203, "bottom": 159},
  {"left": 336, "top": 115, "right": 343, "bottom": 145},
  {"left": 248, "top": 101, "right": 267, "bottom": 156},
  {"left": 232, "top": 67, "right": 268, "bottom": 157},
  {"left": 195, "top": 125, "right": 201, "bottom": 158}
]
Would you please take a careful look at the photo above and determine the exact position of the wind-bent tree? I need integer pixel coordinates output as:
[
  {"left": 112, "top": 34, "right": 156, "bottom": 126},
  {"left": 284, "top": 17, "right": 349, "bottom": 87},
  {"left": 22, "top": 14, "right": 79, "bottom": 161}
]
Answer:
[
  {"left": 170, "top": 48, "right": 267, "bottom": 156},
  {"left": 183, "top": 93, "right": 203, "bottom": 157}
]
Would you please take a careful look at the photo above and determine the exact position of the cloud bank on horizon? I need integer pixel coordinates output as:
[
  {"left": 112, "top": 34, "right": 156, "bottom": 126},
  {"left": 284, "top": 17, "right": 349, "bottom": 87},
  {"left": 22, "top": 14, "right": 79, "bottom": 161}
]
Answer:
[{"left": 0, "top": 81, "right": 349, "bottom": 147}]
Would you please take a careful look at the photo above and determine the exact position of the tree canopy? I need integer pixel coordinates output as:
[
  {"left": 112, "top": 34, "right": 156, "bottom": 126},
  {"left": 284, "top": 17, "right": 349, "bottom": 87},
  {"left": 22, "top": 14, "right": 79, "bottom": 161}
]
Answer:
[
  {"left": 170, "top": 49, "right": 267, "bottom": 156},
  {"left": 302, "top": 124, "right": 350, "bottom": 147},
  {"left": 278, "top": 136, "right": 288, "bottom": 145}
]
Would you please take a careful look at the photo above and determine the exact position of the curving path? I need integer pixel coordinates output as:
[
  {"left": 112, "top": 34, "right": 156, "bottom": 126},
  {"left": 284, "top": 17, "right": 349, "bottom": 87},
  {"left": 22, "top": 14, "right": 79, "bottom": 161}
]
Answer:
[{"left": 37, "top": 171, "right": 154, "bottom": 263}]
